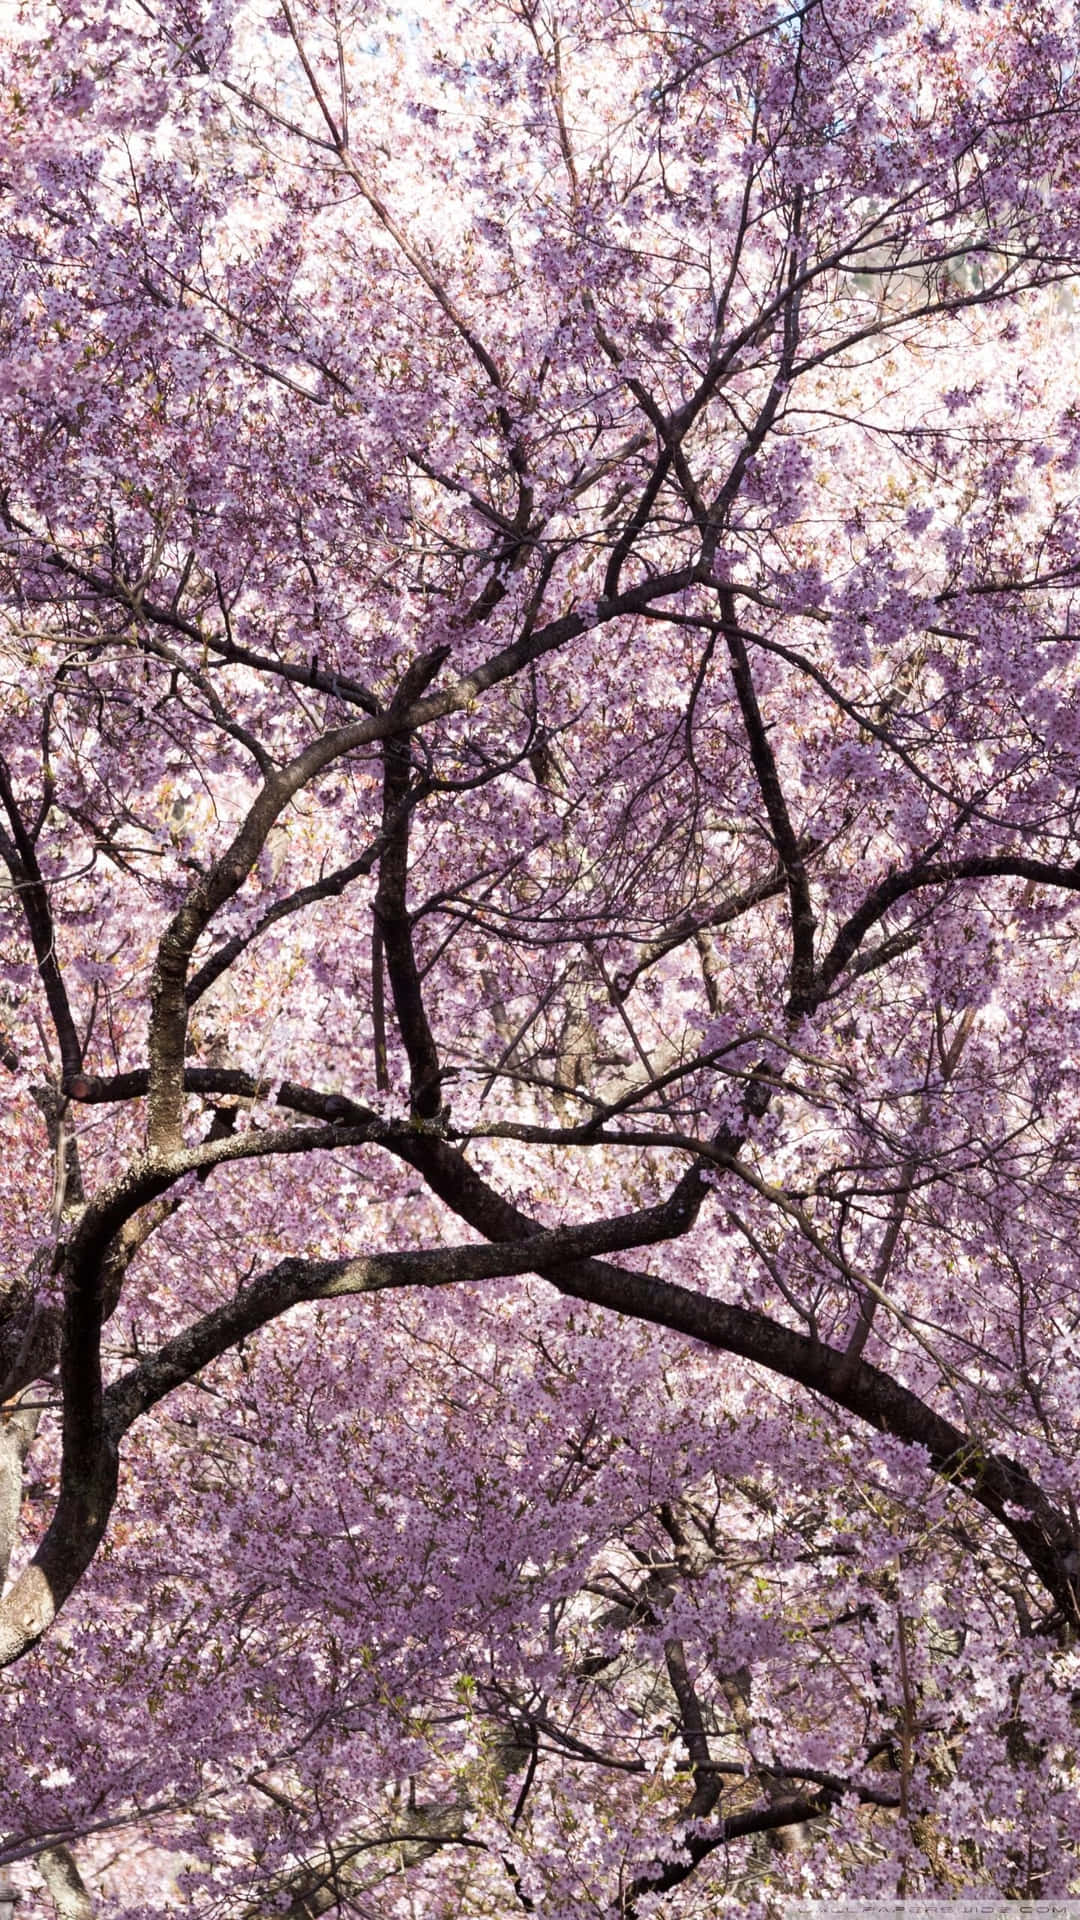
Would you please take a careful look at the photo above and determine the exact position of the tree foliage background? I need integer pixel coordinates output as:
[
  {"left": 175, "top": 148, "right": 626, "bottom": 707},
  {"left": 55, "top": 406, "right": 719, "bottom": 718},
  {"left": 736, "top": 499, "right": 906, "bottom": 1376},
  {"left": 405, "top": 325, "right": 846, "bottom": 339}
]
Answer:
[{"left": 4, "top": 0, "right": 1080, "bottom": 1910}]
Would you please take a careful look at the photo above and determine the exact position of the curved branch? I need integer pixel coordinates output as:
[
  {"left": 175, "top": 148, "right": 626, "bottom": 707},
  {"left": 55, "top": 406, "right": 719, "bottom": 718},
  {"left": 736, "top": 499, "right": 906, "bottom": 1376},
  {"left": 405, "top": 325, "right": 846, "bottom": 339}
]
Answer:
[
  {"left": 389, "top": 1131, "right": 1078, "bottom": 1621},
  {"left": 0, "top": 1165, "right": 705, "bottom": 1672},
  {"left": 819, "top": 852, "right": 1080, "bottom": 996},
  {"left": 64, "top": 1070, "right": 1079, "bottom": 1616}
]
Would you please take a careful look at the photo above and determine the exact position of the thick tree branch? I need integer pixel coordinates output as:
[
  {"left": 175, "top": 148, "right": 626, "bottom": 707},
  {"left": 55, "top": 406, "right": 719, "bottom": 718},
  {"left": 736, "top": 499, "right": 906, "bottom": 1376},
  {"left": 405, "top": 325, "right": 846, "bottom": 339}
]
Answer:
[
  {"left": 715, "top": 595, "right": 816, "bottom": 1013},
  {"left": 62, "top": 1064, "right": 1080, "bottom": 1617},
  {"left": 386, "top": 1131, "right": 1078, "bottom": 1622},
  {"left": 0, "top": 1169, "right": 705, "bottom": 1671},
  {"left": 37, "top": 1847, "right": 94, "bottom": 1920},
  {"left": 372, "top": 649, "right": 451, "bottom": 1118},
  {"left": 0, "top": 757, "right": 83, "bottom": 1083}
]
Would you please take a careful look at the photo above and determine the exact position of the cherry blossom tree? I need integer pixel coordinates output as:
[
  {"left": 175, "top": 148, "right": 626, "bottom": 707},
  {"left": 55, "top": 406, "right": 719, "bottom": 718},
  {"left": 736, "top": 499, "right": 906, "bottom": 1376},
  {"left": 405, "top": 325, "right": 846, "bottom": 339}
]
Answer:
[{"left": 4, "top": 0, "right": 1080, "bottom": 1910}]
